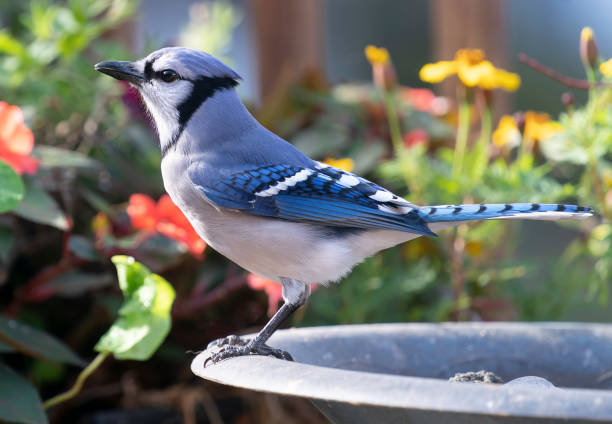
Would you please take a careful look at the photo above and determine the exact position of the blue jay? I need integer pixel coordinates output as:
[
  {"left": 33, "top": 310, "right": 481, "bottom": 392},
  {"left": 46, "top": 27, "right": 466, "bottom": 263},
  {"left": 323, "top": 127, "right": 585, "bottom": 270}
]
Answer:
[{"left": 96, "top": 47, "right": 593, "bottom": 365}]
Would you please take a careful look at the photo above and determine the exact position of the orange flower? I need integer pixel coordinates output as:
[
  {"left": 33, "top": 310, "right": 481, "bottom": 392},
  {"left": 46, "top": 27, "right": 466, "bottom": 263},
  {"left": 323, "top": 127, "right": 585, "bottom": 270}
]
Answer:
[
  {"left": 127, "top": 194, "right": 206, "bottom": 258},
  {"left": 523, "top": 111, "right": 563, "bottom": 142},
  {"left": 0, "top": 101, "right": 38, "bottom": 175},
  {"left": 247, "top": 273, "right": 318, "bottom": 316}
]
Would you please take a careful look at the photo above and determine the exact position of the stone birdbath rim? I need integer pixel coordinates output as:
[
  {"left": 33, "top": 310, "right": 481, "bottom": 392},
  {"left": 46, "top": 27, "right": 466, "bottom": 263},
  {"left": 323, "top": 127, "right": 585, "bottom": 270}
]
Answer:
[{"left": 191, "top": 322, "right": 612, "bottom": 422}]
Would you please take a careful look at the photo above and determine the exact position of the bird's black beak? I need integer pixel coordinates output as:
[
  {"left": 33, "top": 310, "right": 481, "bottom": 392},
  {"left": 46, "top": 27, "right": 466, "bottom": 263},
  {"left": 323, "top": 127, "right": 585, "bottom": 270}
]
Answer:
[{"left": 95, "top": 61, "right": 143, "bottom": 85}]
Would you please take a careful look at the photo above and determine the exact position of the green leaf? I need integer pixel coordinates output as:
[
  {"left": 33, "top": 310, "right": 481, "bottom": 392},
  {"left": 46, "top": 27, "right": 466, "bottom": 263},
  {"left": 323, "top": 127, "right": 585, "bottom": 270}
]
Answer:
[
  {"left": 46, "top": 271, "right": 113, "bottom": 297},
  {"left": 0, "top": 161, "right": 25, "bottom": 213},
  {"left": 0, "top": 316, "right": 84, "bottom": 366},
  {"left": 0, "top": 31, "right": 27, "bottom": 57},
  {"left": 13, "top": 182, "right": 69, "bottom": 230},
  {"left": 0, "top": 362, "right": 47, "bottom": 424},
  {"left": 95, "top": 256, "right": 176, "bottom": 361},
  {"left": 33, "top": 146, "right": 99, "bottom": 170},
  {"left": 132, "top": 233, "right": 187, "bottom": 272},
  {"left": 67, "top": 235, "right": 100, "bottom": 261},
  {"left": 0, "top": 225, "right": 13, "bottom": 264},
  {"left": 540, "top": 134, "right": 589, "bottom": 165}
]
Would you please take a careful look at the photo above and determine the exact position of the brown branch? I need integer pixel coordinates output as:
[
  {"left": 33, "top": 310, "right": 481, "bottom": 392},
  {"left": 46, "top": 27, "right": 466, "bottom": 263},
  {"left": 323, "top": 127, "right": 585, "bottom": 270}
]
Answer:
[
  {"left": 518, "top": 53, "right": 596, "bottom": 90},
  {"left": 4, "top": 257, "right": 85, "bottom": 316},
  {"left": 172, "top": 275, "right": 247, "bottom": 319}
]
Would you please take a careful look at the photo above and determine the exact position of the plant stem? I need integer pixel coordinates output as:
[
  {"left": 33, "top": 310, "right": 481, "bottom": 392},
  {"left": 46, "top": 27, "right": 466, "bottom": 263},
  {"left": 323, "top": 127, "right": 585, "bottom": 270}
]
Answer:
[
  {"left": 383, "top": 91, "right": 412, "bottom": 190},
  {"left": 518, "top": 52, "right": 603, "bottom": 90},
  {"left": 384, "top": 91, "right": 404, "bottom": 155},
  {"left": 43, "top": 352, "right": 109, "bottom": 410},
  {"left": 478, "top": 104, "right": 493, "bottom": 151},
  {"left": 472, "top": 101, "right": 493, "bottom": 182},
  {"left": 453, "top": 97, "right": 473, "bottom": 178}
]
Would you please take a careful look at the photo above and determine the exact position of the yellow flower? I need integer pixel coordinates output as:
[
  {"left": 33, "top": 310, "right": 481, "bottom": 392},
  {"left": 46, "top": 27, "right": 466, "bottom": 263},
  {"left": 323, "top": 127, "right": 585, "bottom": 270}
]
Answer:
[
  {"left": 420, "top": 48, "right": 520, "bottom": 91},
  {"left": 524, "top": 111, "right": 563, "bottom": 141},
  {"left": 365, "top": 45, "right": 390, "bottom": 65},
  {"left": 365, "top": 45, "right": 396, "bottom": 90},
  {"left": 492, "top": 115, "right": 521, "bottom": 148},
  {"left": 323, "top": 157, "right": 355, "bottom": 172},
  {"left": 600, "top": 58, "right": 612, "bottom": 77},
  {"left": 465, "top": 241, "right": 484, "bottom": 257},
  {"left": 602, "top": 169, "right": 612, "bottom": 188}
]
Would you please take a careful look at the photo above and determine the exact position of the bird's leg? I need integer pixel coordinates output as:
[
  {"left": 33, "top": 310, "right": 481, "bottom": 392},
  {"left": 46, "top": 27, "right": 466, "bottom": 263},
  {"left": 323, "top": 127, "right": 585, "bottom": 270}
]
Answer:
[{"left": 204, "top": 278, "right": 310, "bottom": 366}]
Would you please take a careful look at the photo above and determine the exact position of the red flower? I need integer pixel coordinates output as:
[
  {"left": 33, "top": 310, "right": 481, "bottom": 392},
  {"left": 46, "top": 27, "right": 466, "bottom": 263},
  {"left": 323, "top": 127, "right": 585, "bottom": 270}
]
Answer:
[
  {"left": 402, "top": 88, "right": 436, "bottom": 112},
  {"left": 403, "top": 128, "right": 429, "bottom": 147},
  {"left": 0, "top": 101, "right": 38, "bottom": 175},
  {"left": 127, "top": 194, "right": 206, "bottom": 258},
  {"left": 120, "top": 81, "right": 151, "bottom": 126},
  {"left": 247, "top": 274, "right": 318, "bottom": 317}
]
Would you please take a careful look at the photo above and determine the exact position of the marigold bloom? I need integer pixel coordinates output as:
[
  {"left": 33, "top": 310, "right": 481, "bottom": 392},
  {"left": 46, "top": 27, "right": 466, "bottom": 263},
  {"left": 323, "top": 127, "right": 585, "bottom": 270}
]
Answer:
[
  {"left": 0, "top": 101, "right": 39, "bottom": 175},
  {"left": 364, "top": 45, "right": 397, "bottom": 91},
  {"left": 465, "top": 241, "right": 484, "bottom": 257},
  {"left": 600, "top": 58, "right": 612, "bottom": 77},
  {"left": 365, "top": 45, "right": 390, "bottom": 65},
  {"left": 492, "top": 115, "right": 521, "bottom": 148},
  {"left": 419, "top": 49, "right": 520, "bottom": 92},
  {"left": 127, "top": 193, "right": 206, "bottom": 258},
  {"left": 523, "top": 111, "right": 563, "bottom": 142},
  {"left": 323, "top": 157, "right": 354, "bottom": 172},
  {"left": 493, "top": 112, "right": 562, "bottom": 148},
  {"left": 580, "top": 27, "right": 599, "bottom": 69}
]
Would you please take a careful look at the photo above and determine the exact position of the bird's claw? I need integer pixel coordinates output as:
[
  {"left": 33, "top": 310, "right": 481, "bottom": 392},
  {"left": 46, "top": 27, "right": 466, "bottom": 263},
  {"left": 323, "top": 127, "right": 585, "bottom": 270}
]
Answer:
[
  {"left": 206, "top": 334, "right": 250, "bottom": 350},
  {"left": 204, "top": 337, "right": 293, "bottom": 367}
]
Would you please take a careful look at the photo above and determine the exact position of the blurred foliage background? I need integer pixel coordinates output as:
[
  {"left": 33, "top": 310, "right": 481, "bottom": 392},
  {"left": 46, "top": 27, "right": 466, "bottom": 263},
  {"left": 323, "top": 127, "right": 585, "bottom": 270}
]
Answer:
[{"left": 0, "top": 0, "right": 610, "bottom": 423}]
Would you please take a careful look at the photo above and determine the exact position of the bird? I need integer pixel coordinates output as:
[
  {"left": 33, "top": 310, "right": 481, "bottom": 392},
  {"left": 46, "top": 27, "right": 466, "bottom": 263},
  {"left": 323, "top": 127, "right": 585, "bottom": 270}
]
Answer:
[{"left": 95, "top": 47, "right": 593, "bottom": 365}]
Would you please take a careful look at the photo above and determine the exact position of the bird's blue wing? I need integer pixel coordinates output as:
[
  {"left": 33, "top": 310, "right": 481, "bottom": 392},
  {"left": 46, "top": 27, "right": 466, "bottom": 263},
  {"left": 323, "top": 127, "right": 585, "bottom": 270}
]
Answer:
[{"left": 188, "top": 162, "right": 435, "bottom": 236}]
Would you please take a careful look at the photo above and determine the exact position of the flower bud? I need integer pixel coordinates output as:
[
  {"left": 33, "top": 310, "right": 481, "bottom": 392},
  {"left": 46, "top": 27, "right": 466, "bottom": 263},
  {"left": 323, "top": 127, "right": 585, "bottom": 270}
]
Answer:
[
  {"left": 580, "top": 27, "right": 599, "bottom": 69},
  {"left": 512, "top": 111, "right": 526, "bottom": 134},
  {"left": 561, "top": 92, "right": 574, "bottom": 109},
  {"left": 365, "top": 45, "right": 397, "bottom": 91}
]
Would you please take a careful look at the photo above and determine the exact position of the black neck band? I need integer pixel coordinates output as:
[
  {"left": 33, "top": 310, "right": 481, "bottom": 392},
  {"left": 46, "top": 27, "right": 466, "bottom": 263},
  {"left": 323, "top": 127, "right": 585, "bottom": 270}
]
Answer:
[{"left": 161, "top": 76, "right": 238, "bottom": 158}]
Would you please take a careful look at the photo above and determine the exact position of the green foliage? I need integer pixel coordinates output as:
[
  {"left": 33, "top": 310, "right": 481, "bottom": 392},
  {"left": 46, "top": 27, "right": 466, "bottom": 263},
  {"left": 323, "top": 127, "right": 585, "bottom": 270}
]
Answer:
[
  {"left": 0, "top": 362, "right": 47, "bottom": 424},
  {"left": 0, "top": 315, "right": 83, "bottom": 366},
  {"left": 0, "top": 161, "right": 24, "bottom": 212},
  {"left": 178, "top": 0, "right": 241, "bottom": 62},
  {"left": 13, "top": 180, "right": 70, "bottom": 230},
  {"left": 536, "top": 66, "right": 612, "bottom": 304},
  {"left": 95, "top": 256, "right": 176, "bottom": 360},
  {"left": 304, "top": 252, "right": 439, "bottom": 325}
]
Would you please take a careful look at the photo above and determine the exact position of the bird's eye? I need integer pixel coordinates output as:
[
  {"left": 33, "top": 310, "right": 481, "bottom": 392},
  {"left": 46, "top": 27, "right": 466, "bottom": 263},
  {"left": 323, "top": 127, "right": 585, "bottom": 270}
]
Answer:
[{"left": 160, "top": 69, "right": 179, "bottom": 83}]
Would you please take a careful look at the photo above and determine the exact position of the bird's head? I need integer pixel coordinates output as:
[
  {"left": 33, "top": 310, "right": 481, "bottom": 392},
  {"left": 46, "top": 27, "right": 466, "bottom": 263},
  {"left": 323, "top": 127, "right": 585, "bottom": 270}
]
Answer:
[{"left": 95, "top": 47, "right": 241, "bottom": 150}]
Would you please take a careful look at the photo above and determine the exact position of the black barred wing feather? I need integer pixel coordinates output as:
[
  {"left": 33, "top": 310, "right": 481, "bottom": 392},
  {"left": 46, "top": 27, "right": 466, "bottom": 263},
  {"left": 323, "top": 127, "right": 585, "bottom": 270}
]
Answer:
[{"left": 189, "top": 162, "right": 435, "bottom": 236}]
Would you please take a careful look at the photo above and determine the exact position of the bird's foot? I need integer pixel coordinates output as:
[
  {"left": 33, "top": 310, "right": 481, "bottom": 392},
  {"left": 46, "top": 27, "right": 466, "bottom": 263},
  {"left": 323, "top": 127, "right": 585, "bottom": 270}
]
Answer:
[
  {"left": 204, "top": 335, "right": 292, "bottom": 367},
  {"left": 206, "top": 334, "right": 250, "bottom": 350}
]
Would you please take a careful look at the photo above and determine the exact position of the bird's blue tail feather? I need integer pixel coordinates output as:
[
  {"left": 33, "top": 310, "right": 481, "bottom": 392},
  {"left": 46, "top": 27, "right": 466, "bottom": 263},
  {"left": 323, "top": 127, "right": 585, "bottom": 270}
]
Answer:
[{"left": 419, "top": 203, "right": 593, "bottom": 224}]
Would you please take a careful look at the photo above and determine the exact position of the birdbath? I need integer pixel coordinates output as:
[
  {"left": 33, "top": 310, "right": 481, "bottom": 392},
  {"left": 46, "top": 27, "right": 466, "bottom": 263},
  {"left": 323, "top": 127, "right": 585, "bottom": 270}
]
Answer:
[{"left": 192, "top": 322, "right": 612, "bottom": 423}]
